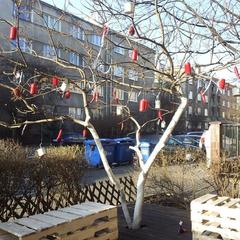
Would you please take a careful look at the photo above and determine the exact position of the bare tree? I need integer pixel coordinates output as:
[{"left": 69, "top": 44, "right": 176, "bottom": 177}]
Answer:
[{"left": 0, "top": 0, "right": 240, "bottom": 229}]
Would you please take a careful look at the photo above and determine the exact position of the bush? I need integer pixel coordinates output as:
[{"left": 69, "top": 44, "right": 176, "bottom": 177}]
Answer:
[
  {"left": 0, "top": 140, "right": 87, "bottom": 220},
  {"left": 154, "top": 147, "right": 205, "bottom": 167}
]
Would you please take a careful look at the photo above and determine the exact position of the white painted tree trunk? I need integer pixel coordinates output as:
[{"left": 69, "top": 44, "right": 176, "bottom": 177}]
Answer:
[{"left": 132, "top": 96, "right": 187, "bottom": 229}]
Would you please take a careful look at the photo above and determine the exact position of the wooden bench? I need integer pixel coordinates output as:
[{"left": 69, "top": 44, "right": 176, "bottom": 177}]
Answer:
[
  {"left": 191, "top": 194, "right": 240, "bottom": 240},
  {"left": 0, "top": 202, "right": 118, "bottom": 240}
]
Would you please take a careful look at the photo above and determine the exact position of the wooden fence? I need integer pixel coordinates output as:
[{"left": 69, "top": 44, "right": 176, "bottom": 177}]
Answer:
[{"left": 0, "top": 176, "right": 136, "bottom": 222}]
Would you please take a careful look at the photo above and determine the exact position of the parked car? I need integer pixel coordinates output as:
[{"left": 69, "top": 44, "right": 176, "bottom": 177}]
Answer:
[
  {"left": 173, "top": 134, "right": 200, "bottom": 147},
  {"left": 186, "top": 131, "right": 204, "bottom": 136},
  {"left": 52, "top": 132, "right": 86, "bottom": 145}
]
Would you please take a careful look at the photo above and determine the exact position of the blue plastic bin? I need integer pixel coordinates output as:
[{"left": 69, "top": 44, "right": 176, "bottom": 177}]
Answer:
[
  {"left": 84, "top": 139, "right": 116, "bottom": 167},
  {"left": 140, "top": 142, "right": 155, "bottom": 163},
  {"left": 114, "top": 137, "right": 134, "bottom": 164}
]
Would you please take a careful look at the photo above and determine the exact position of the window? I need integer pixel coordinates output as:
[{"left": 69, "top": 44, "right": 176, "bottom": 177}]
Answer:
[
  {"left": 227, "top": 90, "right": 231, "bottom": 96},
  {"left": 227, "top": 101, "right": 230, "bottom": 108},
  {"left": 128, "top": 69, "right": 138, "bottom": 81},
  {"left": 69, "top": 107, "right": 82, "bottom": 119},
  {"left": 204, "top": 108, "right": 208, "bottom": 116},
  {"left": 188, "top": 106, "right": 192, "bottom": 115},
  {"left": 13, "top": 1, "right": 31, "bottom": 21},
  {"left": 114, "top": 45, "right": 124, "bottom": 55},
  {"left": 128, "top": 91, "right": 138, "bottom": 102},
  {"left": 222, "top": 100, "right": 225, "bottom": 107},
  {"left": 222, "top": 111, "right": 225, "bottom": 118},
  {"left": 43, "top": 44, "right": 60, "bottom": 59},
  {"left": 114, "top": 66, "right": 124, "bottom": 77},
  {"left": 71, "top": 25, "right": 85, "bottom": 40},
  {"left": 188, "top": 91, "right": 193, "bottom": 99},
  {"left": 91, "top": 34, "right": 101, "bottom": 46},
  {"left": 197, "top": 107, "right": 201, "bottom": 115},
  {"left": 189, "top": 79, "right": 193, "bottom": 84},
  {"left": 43, "top": 14, "right": 61, "bottom": 31},
  {"left": 197, "top": 123, "right": 202, "bottom": 129},
  {"left": 197, "top": 94, "right": 201, "bottom": 101},
  {"left": 98, "top": 86, "right": 104, "bottom": 97},
  {"left": 205, "top": 123, "right": 209, "bottom": 129},
  {"left": 11, "top": 37, "right": 32, "bottom": 53},
  {"left": 205, "top": 96, "right": 208, "bottom": 103},
  {"left": 69, "top": 52, "right": 83, "bottom": 66},
  {"left": 118, "top": 89, "right": 124, "bottom": 100}
]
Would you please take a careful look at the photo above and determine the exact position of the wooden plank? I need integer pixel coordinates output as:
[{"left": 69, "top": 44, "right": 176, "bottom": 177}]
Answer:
[
  {"left": 192, "top": 222, "right": 240, "bottom": 240},
  {"left": 208, "top": 196, "right": 230, "bottom": 206},
  {"left": 0, "top": 222, "right": 35, "bottom": 237},
  {"left": 15, "top": 217, "right": 52, "bottom": 232},
  {"left": 30, "top": 214, "right": 66, "bottom": 226},
  {"left": 80, "top": 202, "right": 115, "bottom": 211},
  {"left": 59, "top": 207, "right": 91, "bottom": 217},
  {"left": 44, "top": 210, "right": 80, "bottom": 221},
  {"left": 191, "top": 194, "right": 217, "bottom": 206},
  {"left": 22, "top": 208, "right": 117, "bottom": 240},
  {"left": 61, "top": 218, "right": 117, "bottom": 240}
]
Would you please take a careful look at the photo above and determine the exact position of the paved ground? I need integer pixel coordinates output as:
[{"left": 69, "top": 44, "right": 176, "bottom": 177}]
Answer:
[{"left": 118, "top": 204, "right": 192, "bottom": 240}]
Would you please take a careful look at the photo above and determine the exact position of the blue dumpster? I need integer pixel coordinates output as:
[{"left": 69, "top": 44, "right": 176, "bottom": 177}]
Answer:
[
  {"left": 114, "top": 137, "right": 135, "bottom": 164},
  {"left": 140, "top": 142, "right": 155, "bottom": 163},
  {"left": 84, "top": 139, "right": 116, "bottom": 167}
]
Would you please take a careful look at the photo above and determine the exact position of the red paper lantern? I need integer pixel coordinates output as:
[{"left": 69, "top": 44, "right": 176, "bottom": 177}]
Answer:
[
  {"left": 234, "top": 66, "right": 240, "bottom": 80},
  {"left": 139, "top": 99, "right": 149, "bottom": 112},
  {"left": 9, "top": 26, "right": 17, "bottom": 40},
  {"left": 30, "top": 83, "right": 37, "bottom": 95},
  {"left": 132, "top": 48, "right": 138, "bottom": 62},
  {"left": 83, "top": 128, "right": 88, "bottom": 137},
  {"left": 56, "top": 129, "right": 63, "bottom": 142},
  {"left": 64, "top": 90, "right": 71, "bottom": 99},
  {"left": 128, "top": 25, "right": 135, "bottom": 36},
  {"left": 157, "top": 110, "right": 163, "bottom": 120},
  {"left": 52, "top": 76, "right": 59, "bottom": 87},
  {"left": 218, "top": 79, "right": 225, "bottom": 90},
  {"left": 184, "top": 62, "right": 191, "bottom": 75}
]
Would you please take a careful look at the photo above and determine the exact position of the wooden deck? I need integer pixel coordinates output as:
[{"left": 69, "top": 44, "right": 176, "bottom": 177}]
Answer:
[{"left": 118, "top": 204, "right": 192, "bottom": 240}]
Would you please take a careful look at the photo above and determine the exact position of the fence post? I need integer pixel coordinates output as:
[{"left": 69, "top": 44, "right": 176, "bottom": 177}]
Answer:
[{"left": 208, "top": 121, "right": 221, "bottom": 168}]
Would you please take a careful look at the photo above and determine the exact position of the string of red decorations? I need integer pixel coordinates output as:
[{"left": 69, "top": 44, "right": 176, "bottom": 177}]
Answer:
[{"left": 9, "top": 26, "right": 17, "bottom": 40}]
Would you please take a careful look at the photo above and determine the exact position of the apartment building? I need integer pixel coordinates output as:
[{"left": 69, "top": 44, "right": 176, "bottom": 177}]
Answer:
[{"left": 0, "top": 0, "right": 156, "bottom": 143}]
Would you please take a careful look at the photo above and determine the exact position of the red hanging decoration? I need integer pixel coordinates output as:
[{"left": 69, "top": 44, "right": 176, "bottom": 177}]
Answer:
[
  {"left": 64, "top": 90, "right": 71, "bottom": 99},
  {"left": 218, "top": 79, "right": 225, "bottom": 90},
  {"left": 128, "top": 25, "right": 135, "bottom": 36},
  {"left": 30, "top": 83, "right": 37, "bottom": 95},
  {"left": 82, "top": 128, "right": 88, "bottom": 138},
  {"left": 234, "top": 66, "right": 240, "bottom": 80},
  {"left": 9, "top": 26, "right": 17, "bottom": 40},
  {"left": 139, "top": 99, "right": 149, "bottom": 112},
  {"left": 184, "top": 62, "right": 191, "bottom": 75},
  {"left": 52, "top": 76, "right": 59, "bottom": 87},
  {"left": 132, "top": 48, "right": 138, "bottom": 62},
  {"left": 200, "top": 90, "right": 206, "bottom": 104},
  {"left": 102, "top": 25, "right": 109, "bottom": 36},
  {"left": 56, "top": 129, "right": 63, "bottom": 142},
  {"left": 157, "top": 110, "right": 163, "bottom": 120},
  {"left": 91, "top": 91, "right": 99, "bottom": 103}
]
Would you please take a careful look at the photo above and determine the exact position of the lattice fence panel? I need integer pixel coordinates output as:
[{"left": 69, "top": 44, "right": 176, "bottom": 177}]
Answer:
[{"left": 0, "top": 176, "right": 136, "bottom": 222}]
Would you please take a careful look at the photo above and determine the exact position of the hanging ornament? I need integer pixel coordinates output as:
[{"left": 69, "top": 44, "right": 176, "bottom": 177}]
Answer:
[
  {"left": 139, "top": 99, "right": 149, "bottom": 112},
  {"left": 124, "top": 2, "right": 135, "bottom": 14},
  {"left": 200, "top": 90, "right": 206, "bottom": 104},
  {"left": 132, "top": 48, "right": 138, "bottom": 62},
  {"left": 184, "top": 62, "right": 191, "bottom": 75},
  {"left": 218, "top": 79, "right": 225, "bottom": 90},
  {"left": 161, "top": 120, "right": 166, "bottom": 129},
  {"left": 82, "top": 128, "right": 88, "bottom": 138},
  {"left": 116, "top": 105, "right": 123, "bottom": 115},
  {"left": 60, "top": 82, "right": 68, "bottom": 92},
  {"left": 52, "top": 76, "right": 59, "bottom": 87},
  {"left": 234, "top": 66, "right": 240, "bottom": 80},
  {"left": 157, "top": 110, "right": 163, "bottom": 120},
  {"left": 36, "top": 145, "right": 46, "bottom": 157},
  {"left": 64, "top": 90, "right": 71, "bottom": 99},
  {"left": 91, "top": 90, "right": 99, "bottom": 103},
  {"left": 102, "top": 25, "right": 109, "bottom": 36},
  {"left": 12, "top": 87, "right": 21, "bottom": 98},
  {"left": 56, "top": 129, "right": 63, "bottom": 142},
  {"left": 30, "top": 83, "right": 38, "bottom": 95},
  {"left": 9, "top": 26, "right": 17, "bottom": 40},
  {"left": 128, "top": 25, "right": 135, "bottom": 36}
]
